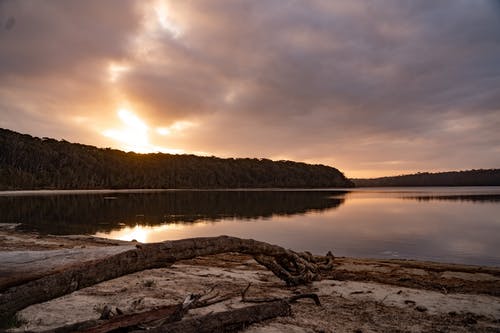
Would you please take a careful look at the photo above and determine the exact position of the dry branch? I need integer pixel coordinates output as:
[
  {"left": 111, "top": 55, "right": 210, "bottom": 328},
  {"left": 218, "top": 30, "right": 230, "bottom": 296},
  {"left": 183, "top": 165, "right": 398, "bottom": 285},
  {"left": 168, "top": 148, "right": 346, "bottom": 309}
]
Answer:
[
  {"left": 130, "top": 300, "right": 291, "bottom": 333},
  {"left": 33, "top": 304, "right": 184, "bottom": 333},
  {"left": 241, "top": 283, "right": 321, "bottom": 306},
  {"left": 0, "top": 236, "right": 333, "bottom": 323},
  {"left": 34, "top": 291, "right": 232, "bottom": 333}
]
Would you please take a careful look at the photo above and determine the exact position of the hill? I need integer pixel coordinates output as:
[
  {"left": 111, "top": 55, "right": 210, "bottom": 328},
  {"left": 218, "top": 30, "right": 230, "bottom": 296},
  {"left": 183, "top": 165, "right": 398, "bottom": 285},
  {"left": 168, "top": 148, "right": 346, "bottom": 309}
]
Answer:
[
  {"left": 353, "top": 169, "right": 500, "bottom": 187},
  {"left": 0, "top": 128, "right": 353, "bottom": 190}
]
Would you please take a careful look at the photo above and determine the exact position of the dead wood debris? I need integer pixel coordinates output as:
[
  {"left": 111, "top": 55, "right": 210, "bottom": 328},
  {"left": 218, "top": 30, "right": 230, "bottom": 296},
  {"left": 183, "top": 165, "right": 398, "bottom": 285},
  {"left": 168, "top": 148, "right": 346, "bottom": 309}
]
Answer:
[
  {"left": 241, "top": 283, "right": 321, "bottom": 306},
  {"left": 0, "top": 236, "right": 335, "bottom": 323},
  {"left": 20, "top": 280, "right": 320, "bottom": 333},
  {"left": 129, "top": 300, "right": 291, "bottom": 333},
  {"left": 28, "top": 284, "right": 300, "bottom": 333}
]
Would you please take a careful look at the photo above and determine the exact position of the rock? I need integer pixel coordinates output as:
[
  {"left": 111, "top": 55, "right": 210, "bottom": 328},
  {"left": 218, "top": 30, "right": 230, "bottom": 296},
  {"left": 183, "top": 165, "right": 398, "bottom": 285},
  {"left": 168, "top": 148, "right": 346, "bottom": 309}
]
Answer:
[{"left": 415, "top": 305, "right": 428, "bottom": 312}]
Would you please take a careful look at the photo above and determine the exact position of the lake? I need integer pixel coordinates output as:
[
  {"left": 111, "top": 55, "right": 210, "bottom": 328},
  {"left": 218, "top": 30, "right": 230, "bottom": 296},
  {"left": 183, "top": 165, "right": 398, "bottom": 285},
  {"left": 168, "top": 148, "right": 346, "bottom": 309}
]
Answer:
[{"left": 1, "top": 187, "right": 499, "bottom": 266}]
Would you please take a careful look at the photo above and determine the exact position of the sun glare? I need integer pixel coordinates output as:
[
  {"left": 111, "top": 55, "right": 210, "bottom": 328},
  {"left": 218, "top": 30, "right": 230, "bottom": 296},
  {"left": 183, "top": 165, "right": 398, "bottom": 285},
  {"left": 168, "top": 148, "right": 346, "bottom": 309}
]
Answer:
[
  {"left": 113, "top": 225, "right": 149, "bottom": 243},
  {"left": 156, "top": 127, "right": 171, "bottom": 136},
  {"left": 103, "top": 108, "right": 151, "bottom": 153},
  {"left": 102, "top": 108, "right": 197, "bottom": 154},
  {"left": 95, "top": 224, "right": 187, "bottom": 243},
  {"left": 118, "top": 109, "right": 148, "bottom": 131}
]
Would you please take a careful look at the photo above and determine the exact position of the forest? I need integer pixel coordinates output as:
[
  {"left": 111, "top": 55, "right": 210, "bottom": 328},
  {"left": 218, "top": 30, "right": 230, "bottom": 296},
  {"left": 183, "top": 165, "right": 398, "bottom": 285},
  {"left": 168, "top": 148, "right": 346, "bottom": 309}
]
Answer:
[
  {"left": 353, "top": 169, "right": 500, "bottom": 187},
  {"left": 0, "top": 128, "right": 353, "bottom": 190}
]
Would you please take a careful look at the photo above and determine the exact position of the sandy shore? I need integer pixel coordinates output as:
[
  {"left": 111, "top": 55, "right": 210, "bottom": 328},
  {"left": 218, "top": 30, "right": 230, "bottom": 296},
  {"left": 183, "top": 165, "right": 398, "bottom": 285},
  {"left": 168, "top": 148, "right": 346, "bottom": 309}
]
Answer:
[{"left": 1, "top": 225, "right": 499, "bottom": 332}]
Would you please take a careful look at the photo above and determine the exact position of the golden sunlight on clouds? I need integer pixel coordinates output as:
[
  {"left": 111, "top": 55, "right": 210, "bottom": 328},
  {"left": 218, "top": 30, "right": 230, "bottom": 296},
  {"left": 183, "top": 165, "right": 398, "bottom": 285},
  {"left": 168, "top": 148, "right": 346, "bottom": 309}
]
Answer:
[
  {"left": 136, "top": 0, "right": 183, "bottom": 43},
  {"left": 103, "top": 108, "right": 150, "bottom": 153},
  {"left": 156, "top": 127, "right": 171, "bottom": 136},
  {"left": 168, "top": 120, "right": 196, "bottom": 133},
  {"left": 102, "top": 108, "right": 199, "bottom": 154},
  {"left": 1, "top": 1, "right": 499, "bottom": 178},
  {"left": 107, "top": 62, "right": 130, "bottom": 82},
  {"left": 153, "top": 0, "right": 182, "bottom": 38},
  {"left": 155, "top": 121, "right": 195, "bottom": 137},
  {"left": 97, "top": 2, "right": 193, "bottom": 155}
]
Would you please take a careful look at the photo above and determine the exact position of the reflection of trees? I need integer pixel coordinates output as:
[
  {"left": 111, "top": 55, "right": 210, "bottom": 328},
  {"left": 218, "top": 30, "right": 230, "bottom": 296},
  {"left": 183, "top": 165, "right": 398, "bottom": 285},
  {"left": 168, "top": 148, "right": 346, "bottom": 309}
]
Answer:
[
  {"left": 0, "top": 191, "right": 347, "bottom": 235},
  {"left": 404, "top": 195, "right": 500, "bottom": 203}
]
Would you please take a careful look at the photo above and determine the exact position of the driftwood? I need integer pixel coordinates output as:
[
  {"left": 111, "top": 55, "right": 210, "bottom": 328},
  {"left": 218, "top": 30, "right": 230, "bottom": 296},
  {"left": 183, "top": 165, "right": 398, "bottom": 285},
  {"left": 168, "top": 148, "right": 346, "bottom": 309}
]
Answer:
[
  {"left": 130, "top": 300, "right": 291, "bottom": 333},
  {"left": 241, "top": 283, "right": 321, "bottom": 306},
  {"left": 0, "top": 236, "right": 333, "bottom": 323},
  {"left": 32, "top": 286, "right": 308, "bottom": 333},
  {"left": 33, "top": 304, "right": 184, "bottom": 333},
  {"left": 0, "top": 245, "right": 135, "bottom": 291},
  {"left": 33, "top": 285, "right": 319, "bottom": 333},
  {"left": 33, "top": 290, "right": 234, "bottom": 333}
]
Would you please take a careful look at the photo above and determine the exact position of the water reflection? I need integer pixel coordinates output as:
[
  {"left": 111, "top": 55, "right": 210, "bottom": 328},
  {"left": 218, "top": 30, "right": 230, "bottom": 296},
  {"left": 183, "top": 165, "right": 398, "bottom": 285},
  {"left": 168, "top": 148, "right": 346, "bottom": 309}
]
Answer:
[
  {"left": 312, "top": 196, "right": 500, "bottom": 266},
  {"left": 0, "top": 190, "right": 346, "bottom": 234},
  {"left": 404, "top": 194, "right": 500, "bottom": 203},
  {"left": 1, "top": 188, "right": 499, "bottom": 266}
]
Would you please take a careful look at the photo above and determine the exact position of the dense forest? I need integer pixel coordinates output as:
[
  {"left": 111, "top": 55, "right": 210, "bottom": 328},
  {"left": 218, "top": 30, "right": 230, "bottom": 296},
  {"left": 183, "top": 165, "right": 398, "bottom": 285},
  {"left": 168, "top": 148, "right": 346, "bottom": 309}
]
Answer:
[
  {"left": 0, "top": 128, "right": 353, "bottom": 190},
  {"left": 353, "top": 169, "right": 500, "bottom": 187}
]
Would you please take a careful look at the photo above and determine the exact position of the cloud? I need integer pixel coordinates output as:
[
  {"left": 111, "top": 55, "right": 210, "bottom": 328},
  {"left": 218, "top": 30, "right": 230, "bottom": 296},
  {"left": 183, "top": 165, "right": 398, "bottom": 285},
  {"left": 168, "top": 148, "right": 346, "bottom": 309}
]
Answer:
[
  {"left": 0, "top": 0, "right": 499, "bottom": 177},
  {"left": 0, "top": 0, "right": 139, "bottom": 77}
]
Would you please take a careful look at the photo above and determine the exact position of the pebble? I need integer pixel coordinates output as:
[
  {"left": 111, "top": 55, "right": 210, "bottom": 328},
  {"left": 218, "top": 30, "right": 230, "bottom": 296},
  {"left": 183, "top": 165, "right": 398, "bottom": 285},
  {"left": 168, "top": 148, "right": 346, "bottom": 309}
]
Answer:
[{"left": 415, "top": 305, "right": 428, "bottom": 312}]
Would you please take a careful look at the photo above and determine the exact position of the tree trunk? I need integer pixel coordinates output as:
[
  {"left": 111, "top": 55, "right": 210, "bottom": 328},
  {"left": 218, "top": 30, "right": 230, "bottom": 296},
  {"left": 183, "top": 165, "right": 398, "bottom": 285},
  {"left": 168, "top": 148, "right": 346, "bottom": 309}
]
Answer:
[
  {"left": 132, "top": 300, "right": 291, "bottom": 333},
  {"left": 0, "top": 236, "right": 332, "bottom": 323}
]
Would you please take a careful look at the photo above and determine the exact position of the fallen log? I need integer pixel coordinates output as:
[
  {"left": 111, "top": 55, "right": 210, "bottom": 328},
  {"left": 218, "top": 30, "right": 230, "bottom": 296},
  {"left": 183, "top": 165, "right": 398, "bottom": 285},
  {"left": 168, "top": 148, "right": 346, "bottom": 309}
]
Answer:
[
  {"left": 241, "top": 283, "right": 321, "bottom": 306},
  {"left": 30, "top": 304, "right": 183, "bottom": 333},
  {"left": 33, "top": 284, "right": 314, "bottom": 333},
  {"left": 0, "top": 245, "right": 135, "bottom": 291},
  {"left": 0, "top": 236, "right": 333, "bottom": 323},
  {"left": 130, "top": 300, "right": 291, "bottom": 333},
  {"left": 33, "top": 290, "right": 234, "bottom": 333}
]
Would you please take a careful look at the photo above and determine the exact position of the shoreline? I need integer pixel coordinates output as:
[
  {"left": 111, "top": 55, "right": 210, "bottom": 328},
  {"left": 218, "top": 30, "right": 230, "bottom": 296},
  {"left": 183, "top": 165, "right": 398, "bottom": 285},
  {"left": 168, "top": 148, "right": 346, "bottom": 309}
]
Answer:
[{"left": 1, "top": 228, "right": 499, "bottom": 332}]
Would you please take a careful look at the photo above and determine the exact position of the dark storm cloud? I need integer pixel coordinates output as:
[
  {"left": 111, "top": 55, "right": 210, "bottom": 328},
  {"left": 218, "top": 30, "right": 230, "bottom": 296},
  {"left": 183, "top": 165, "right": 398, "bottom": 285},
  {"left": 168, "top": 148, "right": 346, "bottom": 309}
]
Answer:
[{"left": 0, "top": 0, "right": 499, "bottom": 176}]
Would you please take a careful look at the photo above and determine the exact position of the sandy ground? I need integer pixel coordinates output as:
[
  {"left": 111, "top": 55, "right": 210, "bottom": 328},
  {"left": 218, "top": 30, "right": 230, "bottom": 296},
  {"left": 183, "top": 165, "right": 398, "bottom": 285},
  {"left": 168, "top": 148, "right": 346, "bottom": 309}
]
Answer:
[{"left": 1, "top": 226, "right": 500, "bottom": 333}]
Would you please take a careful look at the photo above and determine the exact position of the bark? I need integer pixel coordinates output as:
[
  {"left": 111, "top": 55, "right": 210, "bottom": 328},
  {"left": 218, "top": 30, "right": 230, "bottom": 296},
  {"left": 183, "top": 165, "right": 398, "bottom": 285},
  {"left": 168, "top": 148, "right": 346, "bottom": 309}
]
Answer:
[
  {"left": 34, "top": 292, "right": 234, "bottom": 333},
  {"left": 32, "top": 304, "right": 183, "bottom": 333},
  {"left": 0, "top": 236, "right": 332, "bottom": 323},
  {"left": 0, "top": 246, "right": 135, "bottom": 291},
  {"left": 241, "top": 283, "right": 321, "bottom": 306},
  {"left": 130, "top": 300, "right": 291, "bottom": 333}
]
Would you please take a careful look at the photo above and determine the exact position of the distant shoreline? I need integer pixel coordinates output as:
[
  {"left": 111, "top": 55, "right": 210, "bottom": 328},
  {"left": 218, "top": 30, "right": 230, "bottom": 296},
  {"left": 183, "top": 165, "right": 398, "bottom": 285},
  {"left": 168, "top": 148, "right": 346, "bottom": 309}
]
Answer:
[
  {"left": 353, "top": 169, "right": 500, "bottom": 187},
  {"left": 1, "top": 185, "right": 500, "bottom": 196},
  {"left": 0, "top": 188, "right": 352, "bottom": 196}
]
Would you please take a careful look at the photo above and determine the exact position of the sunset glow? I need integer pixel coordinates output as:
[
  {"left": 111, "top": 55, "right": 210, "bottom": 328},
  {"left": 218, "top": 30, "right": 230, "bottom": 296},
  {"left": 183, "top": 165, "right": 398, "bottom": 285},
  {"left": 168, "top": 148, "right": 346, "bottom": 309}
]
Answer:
[
  {"left": 107, "top": 63, "right": 130, "bottom": 82},
  {"left": 1, "top": 1, "right": 498, "bottom": 177},
  {"left": 101, "top": 108, "right": 198, "bottom": 154},
  {"left": 2, "top": 4, "right": 500, "bottom": 330},
  {"left": 153, "top": 0, "right": 182, "bottom": 38},
  {"left": 103, "top": 109, "right": 151, "bottom": 153},
  {"left": 95, "top": 223, "right": 186, "bottom": 243}
]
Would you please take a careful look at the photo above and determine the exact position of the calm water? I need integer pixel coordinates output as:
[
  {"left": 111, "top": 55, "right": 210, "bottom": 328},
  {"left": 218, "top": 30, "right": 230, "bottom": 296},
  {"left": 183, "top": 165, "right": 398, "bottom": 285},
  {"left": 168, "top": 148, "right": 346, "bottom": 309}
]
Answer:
[{"left": 1, "top": 187, "right": 499, "bottom": 266}]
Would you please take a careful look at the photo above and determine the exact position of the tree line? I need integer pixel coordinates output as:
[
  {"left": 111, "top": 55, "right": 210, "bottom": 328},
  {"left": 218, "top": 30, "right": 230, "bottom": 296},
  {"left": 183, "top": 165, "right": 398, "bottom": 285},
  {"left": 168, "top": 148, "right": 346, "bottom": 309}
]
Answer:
[
  {"left": 353, "top": 169, "right": 500, "bottom": 187},
  {"left": 0, "top": 128, "right": 353, "bottom": 190}
]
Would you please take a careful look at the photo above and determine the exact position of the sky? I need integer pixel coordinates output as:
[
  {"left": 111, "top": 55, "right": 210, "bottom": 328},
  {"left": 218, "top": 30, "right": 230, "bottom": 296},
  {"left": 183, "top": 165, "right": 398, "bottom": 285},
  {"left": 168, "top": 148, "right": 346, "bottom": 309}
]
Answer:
[{"left": 0, "top": 0, "right": 499, "bottom": 178}]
